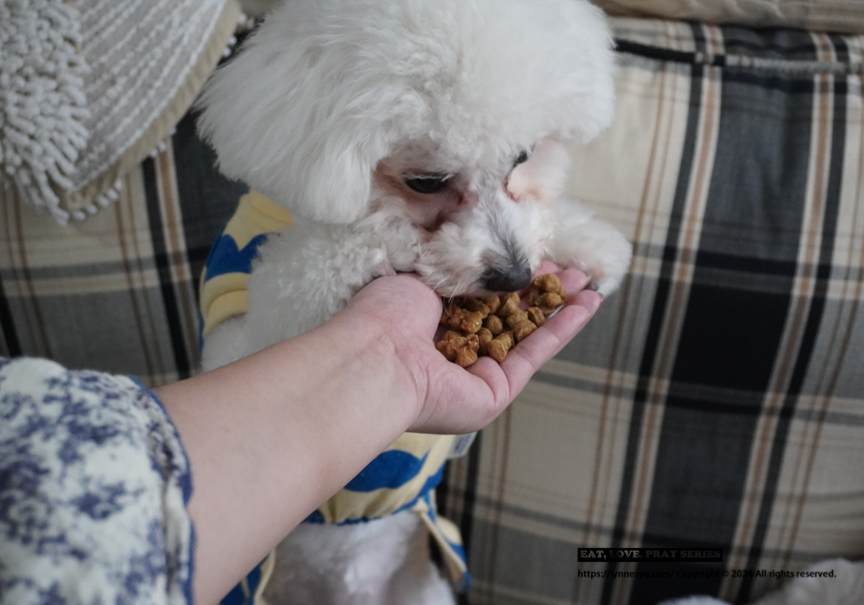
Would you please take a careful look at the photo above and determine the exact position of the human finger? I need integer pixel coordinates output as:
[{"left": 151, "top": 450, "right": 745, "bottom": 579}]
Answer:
[
  {"left": 414, "top": 278, "right": 602, "bottom": 433},
  {"left": 470, "top": 287, "right": 601, "bottom": 409}
]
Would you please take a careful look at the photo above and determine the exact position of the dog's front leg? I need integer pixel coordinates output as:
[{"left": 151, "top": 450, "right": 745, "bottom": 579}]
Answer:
[
  {"left": 264, "top": 512, "right": 456, "bottom": 605},
  {"left": 546, "top": 197, "right": 632, "bottom": 297},
  {"left": 201, "top": 220, "right": 377, "bottom": 372}
]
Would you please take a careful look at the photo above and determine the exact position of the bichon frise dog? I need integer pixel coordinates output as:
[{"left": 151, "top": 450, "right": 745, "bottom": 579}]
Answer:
[{"left": 196, "top": 0, "right": 632, "bottom": 602}]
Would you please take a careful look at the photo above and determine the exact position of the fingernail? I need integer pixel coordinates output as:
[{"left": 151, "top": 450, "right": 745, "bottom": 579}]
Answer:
[{"left": 586, "top": 291, "right": 603, "bottom": 313}]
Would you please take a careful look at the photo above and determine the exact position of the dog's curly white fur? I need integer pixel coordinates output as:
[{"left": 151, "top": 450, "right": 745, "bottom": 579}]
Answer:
[{"left": 197, "top": 0, "right": 631, "bottom": 602}]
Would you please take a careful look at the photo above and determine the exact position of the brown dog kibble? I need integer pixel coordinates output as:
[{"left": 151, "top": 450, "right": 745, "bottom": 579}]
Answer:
[
  {"left": 436, "top": 273, "right": 568, "bottom": 366},
  {"left": 498, "top": 292, "right": 521, "bottom": 317},
  {"left": 512, "top": 319, "right": 537, "bottom": 342},
  {"left": 528, "top": 273, "right": 568, "bottom": 314},
  {"left": 477, "top": 328, "right": 493, "bottom": 355},
  {"left": 484, "top": 314, "right": 504, "bottom": 335},
  {"left": 435, "top": 330, "right": 480, "bottom": 368},
  {"left": 486, "top": 337, "right": 510, "bottom": 363},
  {"left": 526, "top": 306, "right": 546, "bottom": 327}
]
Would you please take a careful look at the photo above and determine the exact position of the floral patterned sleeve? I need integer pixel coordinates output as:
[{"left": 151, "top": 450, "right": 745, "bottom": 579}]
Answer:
[{"left": 0, "top": 357, "right": 194, "bottom": 605}]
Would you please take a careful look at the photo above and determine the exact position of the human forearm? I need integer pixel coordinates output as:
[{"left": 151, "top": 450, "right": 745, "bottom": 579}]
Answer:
[
  {"left": 155, "top": 271, "right": 601, "bottom": 604},
  {"left": 156, "top": 314, "right": 419, "bottom": 604}
]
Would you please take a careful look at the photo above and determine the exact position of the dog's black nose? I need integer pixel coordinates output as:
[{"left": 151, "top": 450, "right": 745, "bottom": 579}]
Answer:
[{"left": 482, "top": 263, "right": 532, "bottom": 293}]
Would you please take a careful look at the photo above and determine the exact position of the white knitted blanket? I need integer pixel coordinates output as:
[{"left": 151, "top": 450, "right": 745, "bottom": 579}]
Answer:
[{"left": 1, "top": 0, "right": 228, "bottom": 224}]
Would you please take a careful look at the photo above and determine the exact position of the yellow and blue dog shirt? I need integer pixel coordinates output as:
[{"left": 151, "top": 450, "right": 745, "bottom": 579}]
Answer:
[{"left": 201, "top": 192, "right": 471, "bottom": 605}]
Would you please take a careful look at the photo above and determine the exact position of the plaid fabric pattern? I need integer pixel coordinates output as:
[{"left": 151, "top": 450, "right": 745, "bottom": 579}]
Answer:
[
  {"left": 593, "top": 1, "right": 864, "bottom": 36},
  {"left": 439, "top": 19, "right": 864, "bottom": 605},
  {"left": 2, "top": 16, "right": 864, "bottom": 605},
  {"left": 0, "top": 111, "right": 246, "bottom": 386}
]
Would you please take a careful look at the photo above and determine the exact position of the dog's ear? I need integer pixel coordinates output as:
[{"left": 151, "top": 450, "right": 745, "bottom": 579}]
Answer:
[
  {"left": 196, "top": 14, "right": 389, "bottom": 224},
  {"left": 541, "top": 0, "right": 617, "bottom": 146}
]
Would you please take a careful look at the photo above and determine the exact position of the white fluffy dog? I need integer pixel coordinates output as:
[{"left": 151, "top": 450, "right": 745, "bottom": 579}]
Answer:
[{"left": 197, "top": 0, "right": 631, "bottom": 602}]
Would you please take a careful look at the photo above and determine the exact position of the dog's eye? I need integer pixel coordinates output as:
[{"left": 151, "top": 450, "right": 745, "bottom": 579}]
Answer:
[
  {"left": 513, "top": 150, "right": 529, "bottom": 167},
  {"left": 403, "top": 173, "right": 450, "bottom": 194}
]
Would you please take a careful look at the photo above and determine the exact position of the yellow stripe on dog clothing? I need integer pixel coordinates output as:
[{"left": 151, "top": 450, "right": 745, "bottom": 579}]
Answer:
[{"left": 199, "top": 191, "right": 293, "bottom": 336}]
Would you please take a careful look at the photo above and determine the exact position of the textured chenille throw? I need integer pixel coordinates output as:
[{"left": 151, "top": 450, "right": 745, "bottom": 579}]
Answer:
[{"left": 0, "top": 0, "right": 239, "bottom": 224}]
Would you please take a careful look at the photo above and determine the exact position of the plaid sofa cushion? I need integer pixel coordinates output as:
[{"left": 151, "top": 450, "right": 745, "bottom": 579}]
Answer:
[
  {"left": 2, "top": 16, "right": 864, "bottom": 605},
  {"left": 0, "top": 111, "right": 246, "bottom": 386},
  {"left": 593, "top": 1, "right": 864, "bottom": 34},
  {"left": 438, "top": 18, "right": 864, "bottom": 605}
]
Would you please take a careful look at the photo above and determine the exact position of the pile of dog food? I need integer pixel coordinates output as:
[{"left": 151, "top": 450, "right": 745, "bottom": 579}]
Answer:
[{"left": 436, "top": 273, "right": 567, "bottom": 367}]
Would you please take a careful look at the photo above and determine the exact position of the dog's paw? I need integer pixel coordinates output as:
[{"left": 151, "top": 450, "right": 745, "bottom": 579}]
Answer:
[
  {"left": 551, "top": 215, "right": 632, "bottom": 297},
  {"left": 586, "top": 222, "right": 631, "bottom": 297},
  {"left": 547, "top": 197, "right": 632, "bottom": 297}
]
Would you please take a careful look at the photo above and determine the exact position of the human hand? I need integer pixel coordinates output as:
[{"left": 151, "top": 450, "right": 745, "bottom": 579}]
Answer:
[{"left": 341, "top": 263, "right": 603, "bottom": 434}]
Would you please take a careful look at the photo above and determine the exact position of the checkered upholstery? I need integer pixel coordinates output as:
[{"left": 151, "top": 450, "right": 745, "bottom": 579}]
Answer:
[
  {"left": 438, "top": 19, "right": 864, "bottom": 605},
  {"left": 2, "top": 17, "right": 864, "bottom": 605},
  {"left": 0, "top": 112, "right": 246, "bottom": 386}
]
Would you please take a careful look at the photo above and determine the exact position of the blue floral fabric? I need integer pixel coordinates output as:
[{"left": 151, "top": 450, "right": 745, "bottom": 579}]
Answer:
[{"left": 0, "top": 357, "right": 194, "bottom": 605}]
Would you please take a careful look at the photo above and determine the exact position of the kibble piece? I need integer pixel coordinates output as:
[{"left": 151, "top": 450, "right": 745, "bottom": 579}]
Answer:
[
  {"left": 455, "top": 348, "right": 477, "bottom": 367},
  {"left": 436, "top": 330, "right": 465, "bottom": 356},
  {"left": 526, "top": 306, "right": 546, "bottom": 327},
  {"left": 532, "top": 273, "right": 566, "bottom": 296},
  {"left": 487, "top": 331, "right": 514, "bottom": 363},
  {"left": 463, "top": 298, "right": 486, "bottom": 314},
  {"left": 498, "top": 292, "right": 521, "bottom": 317},
  {"left": 438, "top": 330, "right": 479, "bottom": 352},
  {"left": 477, "top": 327, "right": 493, "bottom": 354},
  {"left": 440, "top": 304, "right": 487, "bottom": 334},
  {"left": 528, "top": 273, "right": 567, "bottom": 311},
  {"left": 463, "top": 297, "right": 495, "bottom": 316},
  {"left": 512, "top": 319, "right": 537, "bottom": 342},
  {"left": 436, "top": 331, "right": 480, "bottom": 367},
  {"left": 465, "top": 333, "right": 480, "bottom": 352},
  {"left": 483, "top": 295, "right": 501, "bottom": 315},
  {"left": 483, "top": 314, "right": 503, "bottom": 336},
  {"left": 486, "top": 339, "right": 508, "bottom": 363},
  {"left": 441, "top": 306, "right": 465, "bottom": 329},
  {"left": 435, "top": 331, "right": 464, "bottom": 362},
  {"left": 505, "top": 309, "right": 529, "bottom": 329},
  {"left": 459, "top": 310, "right": 485, "bottom": 334},
  {"left": 455, "top": 334, "right": 480, "bottom": 367},
  {"left": 536, "top": 292, "right": 565, "bottom": 314},
  {"left": 495, "top": 331, "right": 514, "bottom": 350}
]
